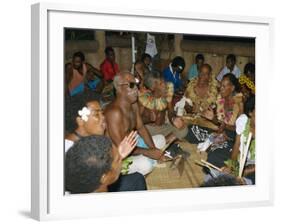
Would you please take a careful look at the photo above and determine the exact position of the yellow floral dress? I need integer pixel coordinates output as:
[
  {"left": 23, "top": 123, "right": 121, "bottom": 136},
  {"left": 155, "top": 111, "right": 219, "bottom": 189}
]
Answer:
[{"left": 184, "top": 77, "right": 219, "bottom": 113}]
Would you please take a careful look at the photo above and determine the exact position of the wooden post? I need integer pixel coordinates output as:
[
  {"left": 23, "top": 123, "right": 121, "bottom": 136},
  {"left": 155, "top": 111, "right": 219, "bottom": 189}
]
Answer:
[
  {"left": 174, "top": 34, "right": 183, "bottom": 57},
  {"left": 95, "top": 31, "right": 106, "bottom": 66}
]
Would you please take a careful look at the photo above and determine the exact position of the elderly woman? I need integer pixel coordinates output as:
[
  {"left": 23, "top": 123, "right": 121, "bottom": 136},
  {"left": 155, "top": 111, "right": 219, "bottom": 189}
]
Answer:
[{"left": 184, "top": 63, "right": 219, "bottom": 114}]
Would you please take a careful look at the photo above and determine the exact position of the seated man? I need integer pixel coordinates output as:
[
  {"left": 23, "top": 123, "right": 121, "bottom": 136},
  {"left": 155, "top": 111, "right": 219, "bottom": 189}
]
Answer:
[
  {"left": 65, "top": 51, "right": 103, "bottom": 96},
  {"left": 162, "top": 56, "right": 186, "bottom": 94},
  {"left": 65, "top": 135, "right": 147, "bottom": 193},
  {"left": 100, "top": 46, "right": 120, "bottom": 83},
  {"left": 216, "top": 54, "right": 241, "bottom": 81},
  {"left": 105, "top": 71, "right": 168, "bottom": 176},
  {"left": 100, "top": 46, "right": 120, "bottom": 100},
  {"left": 139, "top": 70, "right": 187, "bottom": 139}
]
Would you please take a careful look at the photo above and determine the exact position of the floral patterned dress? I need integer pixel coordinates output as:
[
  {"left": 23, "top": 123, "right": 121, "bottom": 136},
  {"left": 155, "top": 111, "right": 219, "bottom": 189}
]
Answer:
[
  {"left": 216, "top": 93, "right": 243, "bottom": 126},
  {"left": 184, "top": 77, "right": 219, "bottom": 113}
]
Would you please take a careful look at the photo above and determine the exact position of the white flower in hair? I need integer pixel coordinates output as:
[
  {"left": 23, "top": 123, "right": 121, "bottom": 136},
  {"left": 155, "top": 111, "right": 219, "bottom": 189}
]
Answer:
[
  {"left": 78, "top": 107, "right": 91, "bottom": 122},
  {"left": 135, "top": 77, "right": 140, "bottom": 84}
]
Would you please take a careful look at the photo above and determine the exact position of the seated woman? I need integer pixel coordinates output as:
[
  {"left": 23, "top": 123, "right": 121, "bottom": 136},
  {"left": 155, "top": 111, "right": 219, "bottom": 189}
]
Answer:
[
  {"left": 65, "top": 135, "right": 147, "bottom": 193},
  {"left": 239, "top": 62, "right": 255, "bottom": 102},
  {"left": 226, "top": 95, "right": 255, "bottom": 184},
  {"left": 184, "top": 63, "right": 219, "bottom": 114},
  {"left": 204, "top": 96, "right": 255, "bottom": 184},
  {"left": 64, "top": 98, "right": 147, "bottom": 192},
  {"left": 214, "top": 73, "right": 244, "bottom": 132}
]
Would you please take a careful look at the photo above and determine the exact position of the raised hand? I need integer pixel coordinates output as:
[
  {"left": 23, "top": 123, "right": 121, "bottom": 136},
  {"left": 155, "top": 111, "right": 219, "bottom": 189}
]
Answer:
[{"left": 118, "top": 131, "right": 138, "bottom": 158}]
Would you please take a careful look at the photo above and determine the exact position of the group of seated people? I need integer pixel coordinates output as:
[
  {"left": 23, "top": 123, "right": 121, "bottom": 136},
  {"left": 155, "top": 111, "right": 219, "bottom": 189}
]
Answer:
[{"left": 65, "top": 47, "right": 256, "bottom": 194}]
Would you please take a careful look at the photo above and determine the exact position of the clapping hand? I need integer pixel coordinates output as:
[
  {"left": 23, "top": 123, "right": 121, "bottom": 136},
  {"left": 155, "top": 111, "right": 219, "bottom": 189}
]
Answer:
[{"left": 118, "top": 131, "right": 138, "bottom": 158}]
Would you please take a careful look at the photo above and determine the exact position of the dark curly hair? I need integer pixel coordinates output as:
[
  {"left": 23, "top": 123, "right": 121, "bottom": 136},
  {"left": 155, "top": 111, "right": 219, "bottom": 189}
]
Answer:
[
  {"left": 226, "top": 54, "right": 236, "bottom": 63},
  {"left": 143, "top": 70, "right": 162, "bottom": 90},
  {"left": 72, "top": 51, "right": 85, "bottom": 61},
  {"left": 64, "top": 92, "right": 101, "bottom": 134},
  {"left": 244, "top": 62, "right": 255, "bottom": 75},
  {"left": 244, "top": 95, "right": 255, "bottom": 117},
  {"left": 195, "top": 54, "right": 204, "bottom": 62},
  {"left": 104, "top": 46, "right": 114, "bottom": 55},
  {"left": 141, "top": 53, "right": 152, "bottom": 62},
  {"left": 171, "top": 56, "right": 185, "bottom": 71},
  {"left": 223, "top": 73, "right": 241, "bottom": 93},
  {"left": 201, "top": 174, "right": 241, "bottom": 187},
  {"left": 65, "top": 135, "right": 113, "bottom": 193}
]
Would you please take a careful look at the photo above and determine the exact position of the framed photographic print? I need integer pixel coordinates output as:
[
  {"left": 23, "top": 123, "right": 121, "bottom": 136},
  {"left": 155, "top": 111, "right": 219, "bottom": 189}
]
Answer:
[{"left": 31, "top": 2, "right": 274, "bottom": 221}]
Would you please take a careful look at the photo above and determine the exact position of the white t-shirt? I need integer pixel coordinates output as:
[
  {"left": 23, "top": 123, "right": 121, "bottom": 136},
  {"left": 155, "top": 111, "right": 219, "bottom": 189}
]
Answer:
[
  {"left": 217, "top": 65, "right": 241, "bottom": 81},
  {"left": 236, "top": 114, "right": 248, "bottom": 135},
  {"left": 65, "top": 139, "right": 74, "bottom": 153}
]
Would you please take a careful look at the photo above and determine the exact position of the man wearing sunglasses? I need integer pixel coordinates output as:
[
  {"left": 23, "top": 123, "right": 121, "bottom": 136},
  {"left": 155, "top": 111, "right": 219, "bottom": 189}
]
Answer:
[{"left": 105, "top": 71, "right": 166, "bottom": 176}]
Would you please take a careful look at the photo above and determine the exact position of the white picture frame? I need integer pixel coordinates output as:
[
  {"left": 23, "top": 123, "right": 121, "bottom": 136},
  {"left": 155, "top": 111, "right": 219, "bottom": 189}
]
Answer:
[{"left": 31, "top": 2, "right": 274, "bottom": 221}]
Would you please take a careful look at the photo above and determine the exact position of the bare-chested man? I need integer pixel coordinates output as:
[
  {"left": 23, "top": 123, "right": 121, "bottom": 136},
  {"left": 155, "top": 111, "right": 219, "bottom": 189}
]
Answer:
[{"left": 104, "top": 71, "right": 165, "bottom": 175}]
